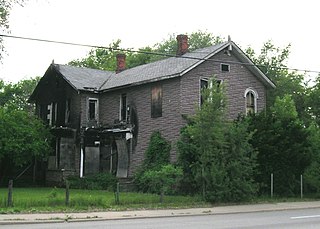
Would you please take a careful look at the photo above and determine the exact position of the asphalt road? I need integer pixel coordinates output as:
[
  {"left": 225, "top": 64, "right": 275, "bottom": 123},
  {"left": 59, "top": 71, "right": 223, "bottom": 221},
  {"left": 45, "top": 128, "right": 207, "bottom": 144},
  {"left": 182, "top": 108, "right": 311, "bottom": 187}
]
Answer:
[{"left": 3, "top": 208, "right": 320, "bottom": 229}]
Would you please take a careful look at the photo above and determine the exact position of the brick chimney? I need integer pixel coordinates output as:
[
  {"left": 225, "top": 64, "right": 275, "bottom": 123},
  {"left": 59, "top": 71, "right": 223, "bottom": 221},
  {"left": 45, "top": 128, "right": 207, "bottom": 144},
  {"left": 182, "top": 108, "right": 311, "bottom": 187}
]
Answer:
[
  {"left": 176, "top": 34, "right": 189, "bottom": 56},
  {"left": 116, "top": 53, "right": 126, "bottom": 73}
]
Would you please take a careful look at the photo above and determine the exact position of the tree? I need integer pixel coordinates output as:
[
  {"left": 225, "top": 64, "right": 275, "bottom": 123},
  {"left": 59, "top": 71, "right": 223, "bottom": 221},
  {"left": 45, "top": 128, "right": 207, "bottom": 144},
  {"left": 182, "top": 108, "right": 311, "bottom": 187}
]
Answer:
[
  {"left": 0, "top": 106, "right": 51, "bottom": 184},
  {"left": 304, "top": 122, "right": 320, "bottom": 193},
  {"left": 246, "top": 41, "right": 309, "bottom": 123},
  {"left": 0, "top": 0, "right": 26, "bottom": 60},
  {"left": 178, "top": 78, "right": 257, "bottom": 202},
  {"left": 248, "top": 95, "right": 311, "bottom": 196},
  {"left": 0, "top": 77, "right": 39, "bottom": 112},
  {"left": 69, "top": 31, "right": 224, "bottom": 71},
  {"left": 307, "top": 75, "right": 320, "bottom": 126}
]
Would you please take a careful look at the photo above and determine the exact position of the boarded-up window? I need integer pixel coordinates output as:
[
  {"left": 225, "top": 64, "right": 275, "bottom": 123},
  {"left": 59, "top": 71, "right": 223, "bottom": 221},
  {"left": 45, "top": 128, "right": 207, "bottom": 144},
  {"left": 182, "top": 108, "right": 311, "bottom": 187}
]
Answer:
[{"left": 151, "top": 86, "right": 162, "bottom": 118}]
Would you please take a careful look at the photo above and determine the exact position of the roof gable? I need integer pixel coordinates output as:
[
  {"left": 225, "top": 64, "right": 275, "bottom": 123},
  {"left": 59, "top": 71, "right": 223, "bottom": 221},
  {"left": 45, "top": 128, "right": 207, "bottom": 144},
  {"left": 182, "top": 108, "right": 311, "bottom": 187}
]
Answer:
[{"left": 53, "top": 64, "right": 114, "bottom": 91}]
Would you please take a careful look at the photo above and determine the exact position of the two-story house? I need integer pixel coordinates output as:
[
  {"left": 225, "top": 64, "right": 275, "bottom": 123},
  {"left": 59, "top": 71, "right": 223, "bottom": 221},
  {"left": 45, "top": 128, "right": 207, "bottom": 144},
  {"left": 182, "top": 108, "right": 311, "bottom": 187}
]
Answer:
[{"left": 29, "top": 35, "right": 275, "bottom": 184}]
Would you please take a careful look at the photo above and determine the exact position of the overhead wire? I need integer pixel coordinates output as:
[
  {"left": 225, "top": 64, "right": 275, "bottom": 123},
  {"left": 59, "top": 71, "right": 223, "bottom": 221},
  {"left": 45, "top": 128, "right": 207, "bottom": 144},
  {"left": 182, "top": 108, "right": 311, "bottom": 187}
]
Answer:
[{"left": 0, "top": 33, "right": 319, "bottom": 75}]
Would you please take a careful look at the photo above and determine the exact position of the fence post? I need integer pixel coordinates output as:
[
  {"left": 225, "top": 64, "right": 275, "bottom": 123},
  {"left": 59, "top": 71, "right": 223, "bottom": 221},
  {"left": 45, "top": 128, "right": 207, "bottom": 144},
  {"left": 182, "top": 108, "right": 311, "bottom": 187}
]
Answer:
[
  {"left": 300, "top": 174, "right": 303, "bottom": 199},
  {"left": 65, "top": 179, "right": 70, "bottom": 206},
  {"left": 7, "top": 180, "right": 13, "bottom": 207},
  {"left": 115, "top": 182, "right": 120, "bottom": 204},
  {"left": 271, "top": 173, "right": 273, "bottom": 198}
]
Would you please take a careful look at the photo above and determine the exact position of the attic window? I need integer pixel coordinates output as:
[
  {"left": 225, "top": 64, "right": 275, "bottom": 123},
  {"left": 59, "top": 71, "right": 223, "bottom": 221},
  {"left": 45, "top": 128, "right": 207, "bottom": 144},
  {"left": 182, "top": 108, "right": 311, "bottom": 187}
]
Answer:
[{"left": 221, "top": 64, "right": 230, "bottom": 72}]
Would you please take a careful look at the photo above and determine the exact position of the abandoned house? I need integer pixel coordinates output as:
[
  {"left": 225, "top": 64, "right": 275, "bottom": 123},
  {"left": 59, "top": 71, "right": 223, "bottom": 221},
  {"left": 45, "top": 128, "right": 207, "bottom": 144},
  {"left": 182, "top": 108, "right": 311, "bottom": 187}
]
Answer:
[{"left": 29, "top": 35, "right": 275, "bottom": 184}]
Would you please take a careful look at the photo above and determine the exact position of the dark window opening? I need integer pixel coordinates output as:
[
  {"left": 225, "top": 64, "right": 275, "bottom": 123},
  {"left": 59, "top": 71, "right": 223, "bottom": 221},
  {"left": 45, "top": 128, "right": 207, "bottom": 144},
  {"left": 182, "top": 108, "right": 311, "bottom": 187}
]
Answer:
[
  {"left": 65, "top": 98, "right": 71, "bottom": 124},
  {"left": 120, "top": 93, "right": 127, "bottom": 121},
  {"left": 221, "top": 64, "right": 230, "bottom": 72},
  {"left": 88, "top": 99, "right": 97, "bottom": 120},
  {"left": 200, "top": 79, "right": 208, "bottom": 106},
  {"left": 151, "top": 86, "right": 162, "bottom": 118}
]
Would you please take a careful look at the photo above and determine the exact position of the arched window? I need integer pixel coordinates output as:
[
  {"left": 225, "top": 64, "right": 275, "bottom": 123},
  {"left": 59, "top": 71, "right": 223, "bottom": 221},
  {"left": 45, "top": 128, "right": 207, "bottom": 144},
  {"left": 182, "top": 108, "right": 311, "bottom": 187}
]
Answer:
[{"left": 244, "top": 88, "right": 258, "bottom": 115}]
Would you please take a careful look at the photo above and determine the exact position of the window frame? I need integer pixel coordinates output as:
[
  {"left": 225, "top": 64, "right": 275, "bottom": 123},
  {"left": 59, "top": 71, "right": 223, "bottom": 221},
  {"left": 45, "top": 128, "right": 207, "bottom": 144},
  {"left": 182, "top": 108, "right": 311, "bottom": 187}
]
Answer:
[
  {"left": 221, "top": 63, "right": 230, "bottom": 72},
  {"left": 244, "top": 88, "right": 258, "bottom": 115},
  {"left": 88, "top": 98, "right": 99, "bottom": 122},
  {"left": 199, "top": 78, "right": 222, "bottom": 106}
]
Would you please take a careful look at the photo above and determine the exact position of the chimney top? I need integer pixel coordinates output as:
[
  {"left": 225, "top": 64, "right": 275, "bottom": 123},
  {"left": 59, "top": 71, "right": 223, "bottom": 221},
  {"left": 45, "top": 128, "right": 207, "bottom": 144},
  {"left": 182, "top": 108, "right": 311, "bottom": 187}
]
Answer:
[
  {"left": 116, "top": 53, "right": 126, "bottom": 73},
  {"left": 176, "top": 34, "right": 189, "bottom": 56}
]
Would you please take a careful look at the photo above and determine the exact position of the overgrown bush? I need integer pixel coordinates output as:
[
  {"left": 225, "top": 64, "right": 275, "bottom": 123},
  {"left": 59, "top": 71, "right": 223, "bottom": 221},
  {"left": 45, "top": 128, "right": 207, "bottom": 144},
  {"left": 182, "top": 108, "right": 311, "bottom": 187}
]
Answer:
[
  {"left": 134, "top": 131, "right": 182, "bottom": 196},
  {"left": 139, "top": 164, "right": 182, "bottom": 196},
  {"left": 68, "top": 173, "right": 117, "bottom": 191}
]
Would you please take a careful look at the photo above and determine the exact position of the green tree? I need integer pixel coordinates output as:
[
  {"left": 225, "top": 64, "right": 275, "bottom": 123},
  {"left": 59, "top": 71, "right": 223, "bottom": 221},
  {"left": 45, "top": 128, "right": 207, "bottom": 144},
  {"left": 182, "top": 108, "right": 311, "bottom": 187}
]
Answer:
[
  {"left": 178, "top": 78, "right": 257, "bottom": 202},
  {"left": 248, "top": 95, "right": 311, "bottom": 196},
  {"left": 0, "top": 77, "right": 39, "bottom": 112},
  {"left": 69, "top": 31, "right": 224, "bottom": 71},
  {"left": 307, "top": 75, "right": 320, "bottom": 126},
  {"left": 304, "top": 122, "right": 320, "bottom": 193},
  {"left": 246, "top": 41, "right": 309, "bottom": 123},
  {"left": 0, "top": 106, "right": 51, "bottom": 184}
]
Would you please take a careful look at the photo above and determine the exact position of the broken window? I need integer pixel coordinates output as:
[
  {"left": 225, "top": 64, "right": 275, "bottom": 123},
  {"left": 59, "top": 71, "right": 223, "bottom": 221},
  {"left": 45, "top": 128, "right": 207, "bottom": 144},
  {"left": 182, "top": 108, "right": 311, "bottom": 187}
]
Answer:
[
  {"left": 151, "top": 85, "right": 162, "bottom": 118},
  {"left": 200, "top": 79, "right": 222, "bottom": 106},
  {"left": 120, "top": 93, "right": 127, "bottom": 121},
  {"left": 88, "top": 98, "right": 98, "bottom": 121}
]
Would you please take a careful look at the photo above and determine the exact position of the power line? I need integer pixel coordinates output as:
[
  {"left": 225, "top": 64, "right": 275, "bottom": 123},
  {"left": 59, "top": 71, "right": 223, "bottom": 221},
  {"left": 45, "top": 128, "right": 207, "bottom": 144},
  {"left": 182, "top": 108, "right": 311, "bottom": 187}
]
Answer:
[{"left": 1, "top": 33, "right": 319, "bottom": 75}]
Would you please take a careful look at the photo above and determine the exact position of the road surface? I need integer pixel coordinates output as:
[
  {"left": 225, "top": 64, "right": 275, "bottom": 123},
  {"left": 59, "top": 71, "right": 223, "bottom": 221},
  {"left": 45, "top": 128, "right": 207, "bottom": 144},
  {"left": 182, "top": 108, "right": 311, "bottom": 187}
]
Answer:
[{"left": 3, "top": 208, "right": 320, "bottom": 228}]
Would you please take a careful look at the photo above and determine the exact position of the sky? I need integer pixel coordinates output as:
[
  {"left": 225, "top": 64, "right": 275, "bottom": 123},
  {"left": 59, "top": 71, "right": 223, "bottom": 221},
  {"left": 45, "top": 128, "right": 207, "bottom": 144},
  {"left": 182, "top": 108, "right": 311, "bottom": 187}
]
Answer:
[{"left": 0, "top": 0, "right": 319, "bottom": 83}]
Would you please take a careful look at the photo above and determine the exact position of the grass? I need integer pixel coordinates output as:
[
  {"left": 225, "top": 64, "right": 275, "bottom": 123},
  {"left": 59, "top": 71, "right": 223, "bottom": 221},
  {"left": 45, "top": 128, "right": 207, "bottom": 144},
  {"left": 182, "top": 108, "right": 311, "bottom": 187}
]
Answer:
[
  {"left": 1, "top": 188, "right": 319, "bottom": 214},
  {"left": 0, "top": 187, "right": 209, "bottom": 214}
]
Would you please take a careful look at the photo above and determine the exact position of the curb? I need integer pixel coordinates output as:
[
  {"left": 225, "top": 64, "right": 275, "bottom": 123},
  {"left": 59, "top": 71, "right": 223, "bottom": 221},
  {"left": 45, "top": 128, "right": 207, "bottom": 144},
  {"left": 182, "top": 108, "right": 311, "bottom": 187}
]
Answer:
[{"left": 1, "top": 202, "right": 320, "bottom": 225}]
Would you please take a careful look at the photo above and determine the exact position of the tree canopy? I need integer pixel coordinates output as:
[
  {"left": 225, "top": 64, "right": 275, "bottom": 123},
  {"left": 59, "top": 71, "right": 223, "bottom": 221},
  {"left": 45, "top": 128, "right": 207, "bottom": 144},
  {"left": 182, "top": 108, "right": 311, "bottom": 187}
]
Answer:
[{"left": 69, "top": 31, "right": 224, "bottom": 71}]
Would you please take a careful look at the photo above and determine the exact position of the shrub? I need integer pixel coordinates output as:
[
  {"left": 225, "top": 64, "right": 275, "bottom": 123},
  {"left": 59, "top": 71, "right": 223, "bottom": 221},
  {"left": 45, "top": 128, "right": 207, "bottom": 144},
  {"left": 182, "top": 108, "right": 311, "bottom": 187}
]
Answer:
[{"left": 139, "top": 164, "right": 183, "bottom": 196}]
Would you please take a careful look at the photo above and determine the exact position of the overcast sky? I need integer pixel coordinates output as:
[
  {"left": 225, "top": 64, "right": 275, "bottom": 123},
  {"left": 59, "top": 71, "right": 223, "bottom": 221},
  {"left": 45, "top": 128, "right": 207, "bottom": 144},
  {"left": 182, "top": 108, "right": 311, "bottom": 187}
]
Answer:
[{"left": 0, "top": 0, "right": 319, "bottom": 83}]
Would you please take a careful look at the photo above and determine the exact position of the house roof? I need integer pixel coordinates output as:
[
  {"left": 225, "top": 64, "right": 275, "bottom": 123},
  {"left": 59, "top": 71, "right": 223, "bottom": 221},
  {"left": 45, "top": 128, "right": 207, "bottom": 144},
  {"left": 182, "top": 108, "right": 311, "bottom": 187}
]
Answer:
[
  {"left": 52, "top": 64, "right": 114, "bottom": 91},
  {"left": 32, "top": 40, "right": 275, "bottom": 99},
  {"left": 100, "top": 42, "right": 230, "bottom": 90}
]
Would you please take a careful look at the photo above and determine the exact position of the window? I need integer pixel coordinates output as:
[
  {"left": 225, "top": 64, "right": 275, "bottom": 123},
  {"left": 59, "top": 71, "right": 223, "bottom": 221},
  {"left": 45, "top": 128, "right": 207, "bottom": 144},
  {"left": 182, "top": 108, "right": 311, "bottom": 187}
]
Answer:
[
  {"left": 151, "top": 85, "right": 162, "bottom": 118},
  {"left": 200, "top": 79, "right": 208, "bottom": 106},
  {"left": 200, "top": 78, "right": 222, "bottom": 106},
  {"left": 120, "top": 93, "right": 127, "bottom": 121},
  {"left": 65, "top": 99, "right": 71, "bottom": 124},
  {"left": 88, "top": 98, "right": 98, "bottom": 121},
  {"left": 245, "top": 88, "right": 258, "bottom": 115},
  {"left": 221, "top": 64, "right": 230, "bottom": 72}
]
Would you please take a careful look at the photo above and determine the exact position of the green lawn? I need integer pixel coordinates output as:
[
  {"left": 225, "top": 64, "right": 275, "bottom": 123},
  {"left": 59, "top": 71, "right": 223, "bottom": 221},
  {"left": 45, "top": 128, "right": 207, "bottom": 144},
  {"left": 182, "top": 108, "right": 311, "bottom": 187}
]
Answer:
[{"left": 0, "top": 188, "right": 208, "bottom": 213}]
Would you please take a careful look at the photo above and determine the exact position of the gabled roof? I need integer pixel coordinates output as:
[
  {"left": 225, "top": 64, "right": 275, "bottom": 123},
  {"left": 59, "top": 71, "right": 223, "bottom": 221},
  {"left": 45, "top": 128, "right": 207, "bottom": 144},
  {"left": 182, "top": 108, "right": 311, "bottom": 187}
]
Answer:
[
  {"left": 100, "top": 42, "right": 229, "bottom": 90},
  {"left": 52, "top": 64, "right": 113, "bottom": 91},
  {"left": 31, "top": 40, "right": 275, "bottom": 101}
]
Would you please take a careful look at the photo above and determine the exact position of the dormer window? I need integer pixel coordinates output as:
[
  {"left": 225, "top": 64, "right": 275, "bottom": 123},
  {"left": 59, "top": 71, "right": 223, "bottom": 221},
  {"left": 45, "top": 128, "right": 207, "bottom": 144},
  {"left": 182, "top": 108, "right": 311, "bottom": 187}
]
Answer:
[{"left": 221, "top": 64, "right": 230, "bottom": 72}]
